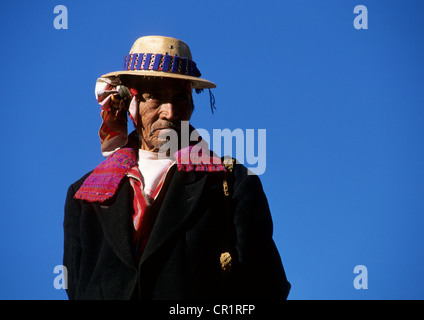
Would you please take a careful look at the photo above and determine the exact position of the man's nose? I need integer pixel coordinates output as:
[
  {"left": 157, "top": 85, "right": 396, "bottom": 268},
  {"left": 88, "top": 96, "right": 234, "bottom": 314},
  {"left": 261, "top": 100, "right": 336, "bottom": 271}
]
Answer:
[{"left": 160, "top": 102, "right": 178, "bottom": 121}]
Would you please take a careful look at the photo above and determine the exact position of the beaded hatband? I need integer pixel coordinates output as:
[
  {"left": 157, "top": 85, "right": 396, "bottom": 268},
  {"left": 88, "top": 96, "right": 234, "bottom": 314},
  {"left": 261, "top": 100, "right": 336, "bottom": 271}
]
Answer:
[{"left": 123, "top": 53, "right": 201, "bottom": 77}]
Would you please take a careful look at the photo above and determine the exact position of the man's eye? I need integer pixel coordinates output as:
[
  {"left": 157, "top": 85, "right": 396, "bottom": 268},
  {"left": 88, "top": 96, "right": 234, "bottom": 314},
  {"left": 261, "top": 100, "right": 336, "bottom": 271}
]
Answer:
[{"left": 144, "top": 93, "right": 159, "bottom": 101}]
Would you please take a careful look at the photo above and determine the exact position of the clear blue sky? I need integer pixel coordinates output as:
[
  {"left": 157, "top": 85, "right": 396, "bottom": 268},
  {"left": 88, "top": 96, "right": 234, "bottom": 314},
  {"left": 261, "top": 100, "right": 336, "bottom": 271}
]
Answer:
[{"left": 1, "top": 0, "right": 424, "bottom": 300}]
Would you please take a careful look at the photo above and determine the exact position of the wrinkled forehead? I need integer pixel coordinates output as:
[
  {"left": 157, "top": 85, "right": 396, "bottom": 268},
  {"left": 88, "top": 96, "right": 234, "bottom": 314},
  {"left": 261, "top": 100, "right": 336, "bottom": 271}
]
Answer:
[{"left": 121, "top": 75, "right": 192, "bottom": 93}]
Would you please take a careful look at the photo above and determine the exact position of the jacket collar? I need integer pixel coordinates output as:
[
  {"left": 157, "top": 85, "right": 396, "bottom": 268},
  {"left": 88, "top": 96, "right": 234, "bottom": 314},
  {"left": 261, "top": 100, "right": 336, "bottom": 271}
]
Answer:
[{"left": 74, "top": 133, "right": 226, "bottom": 203}]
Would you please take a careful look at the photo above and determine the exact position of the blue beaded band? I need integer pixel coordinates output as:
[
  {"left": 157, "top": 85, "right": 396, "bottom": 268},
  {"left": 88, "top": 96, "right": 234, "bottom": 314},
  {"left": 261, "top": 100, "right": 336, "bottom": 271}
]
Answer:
[{"left": 123, "top": 53, "right": 201, "bottom": 77}]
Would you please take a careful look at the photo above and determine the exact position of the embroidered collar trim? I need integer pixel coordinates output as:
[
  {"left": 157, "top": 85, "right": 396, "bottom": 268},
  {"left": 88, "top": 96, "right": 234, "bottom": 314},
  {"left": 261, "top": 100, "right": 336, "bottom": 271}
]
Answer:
[{"left": 74, "top": 144, "right": 226, "bottom": 203}]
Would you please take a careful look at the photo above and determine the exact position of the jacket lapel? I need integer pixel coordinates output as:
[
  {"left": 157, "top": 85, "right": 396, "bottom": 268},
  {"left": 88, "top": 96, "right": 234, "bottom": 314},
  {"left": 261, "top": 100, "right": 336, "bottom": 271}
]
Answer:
[
  {"left": 94, "top": 178, "right": 137, "bottom": 270},
  {"left": 139, "top": 168, "right": 208, "bottom": 266},
  {"left": 91, "top": 167, "right": 209, "bottom": 270}
]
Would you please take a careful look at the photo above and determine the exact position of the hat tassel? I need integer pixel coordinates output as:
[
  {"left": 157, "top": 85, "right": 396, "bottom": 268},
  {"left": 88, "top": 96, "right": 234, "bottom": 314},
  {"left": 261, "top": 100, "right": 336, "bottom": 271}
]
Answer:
[{"left": 194, "top": 88, "right": 216, "bottom": 114}]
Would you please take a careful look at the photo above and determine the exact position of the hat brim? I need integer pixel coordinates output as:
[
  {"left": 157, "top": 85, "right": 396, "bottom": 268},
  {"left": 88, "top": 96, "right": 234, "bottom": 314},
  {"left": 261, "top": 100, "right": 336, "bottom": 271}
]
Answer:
[{"left": 100, "top": 70, "right": 216, "bottom": 89}]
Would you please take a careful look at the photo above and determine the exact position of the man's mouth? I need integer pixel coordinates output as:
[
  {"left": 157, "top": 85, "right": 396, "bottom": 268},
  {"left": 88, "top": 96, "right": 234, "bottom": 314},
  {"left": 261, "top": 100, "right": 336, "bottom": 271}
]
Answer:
[
  {"left": 152, "top": 125, "right": 181, "bottom": 133},
  {"left": 156, "top": 128, "right": 179, "bottom": 142}
]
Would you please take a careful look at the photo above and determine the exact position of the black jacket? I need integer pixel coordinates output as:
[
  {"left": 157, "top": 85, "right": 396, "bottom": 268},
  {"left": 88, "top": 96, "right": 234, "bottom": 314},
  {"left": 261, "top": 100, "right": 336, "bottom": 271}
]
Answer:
[{"left": 63, "top": 162, "right": 290, "bottom": 300}]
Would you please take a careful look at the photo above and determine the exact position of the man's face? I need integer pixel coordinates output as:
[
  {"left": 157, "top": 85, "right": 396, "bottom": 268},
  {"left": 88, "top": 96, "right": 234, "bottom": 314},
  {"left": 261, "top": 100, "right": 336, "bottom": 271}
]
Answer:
[{"left": 130, "top": 77, "right": 193, "bottom": 152}]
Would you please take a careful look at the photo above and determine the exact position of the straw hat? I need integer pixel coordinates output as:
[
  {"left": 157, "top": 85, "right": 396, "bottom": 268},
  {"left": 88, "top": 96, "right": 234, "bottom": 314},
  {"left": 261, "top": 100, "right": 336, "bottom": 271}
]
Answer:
[{"left": 100, "top": 35, "right": 216, "bottom": 89}]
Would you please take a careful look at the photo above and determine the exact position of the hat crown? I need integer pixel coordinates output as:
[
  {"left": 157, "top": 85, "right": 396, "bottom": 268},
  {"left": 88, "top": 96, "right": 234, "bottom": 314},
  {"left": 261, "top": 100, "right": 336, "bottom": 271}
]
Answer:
[
  {"left": 100, "top": 35, "right": 216, "bottom": 89},
  {"left": 129, "top": 36, "right": 192, "bottom": 60}
]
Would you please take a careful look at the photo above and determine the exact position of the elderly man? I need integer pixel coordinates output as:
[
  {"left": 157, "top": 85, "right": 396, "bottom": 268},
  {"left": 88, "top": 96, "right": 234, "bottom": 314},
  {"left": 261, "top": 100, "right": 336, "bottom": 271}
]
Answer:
[{"left": 63, "top": 35, "right": 290, "bottom": 300}]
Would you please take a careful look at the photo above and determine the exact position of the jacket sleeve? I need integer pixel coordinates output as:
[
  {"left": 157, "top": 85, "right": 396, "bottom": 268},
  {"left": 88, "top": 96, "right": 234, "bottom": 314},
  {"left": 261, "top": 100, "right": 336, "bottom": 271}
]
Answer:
[
  {"left": 231, "top": 164, "right": 291, "bottom": 299},
  {"left": 63, "top": 182, "right": 82, "bottom": 300}
]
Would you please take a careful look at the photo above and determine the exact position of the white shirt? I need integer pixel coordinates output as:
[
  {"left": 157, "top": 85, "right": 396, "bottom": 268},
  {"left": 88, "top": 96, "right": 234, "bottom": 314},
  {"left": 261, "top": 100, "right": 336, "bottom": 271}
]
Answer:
[{"left": 137, "top": 149, "right": 175, "bottom": 198}]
